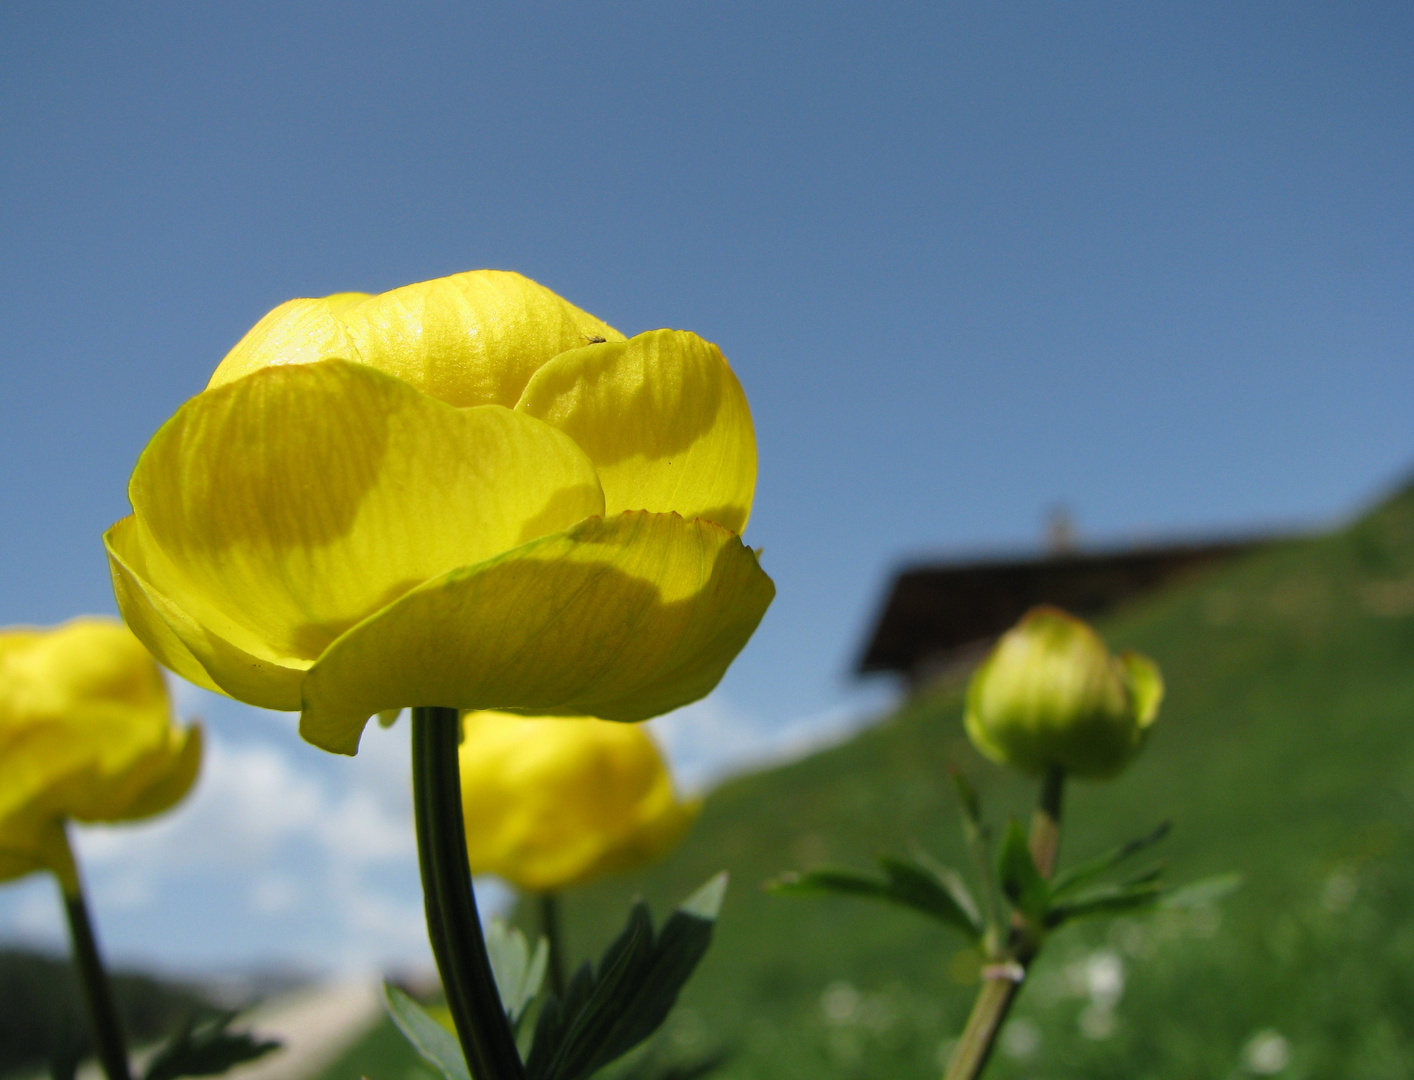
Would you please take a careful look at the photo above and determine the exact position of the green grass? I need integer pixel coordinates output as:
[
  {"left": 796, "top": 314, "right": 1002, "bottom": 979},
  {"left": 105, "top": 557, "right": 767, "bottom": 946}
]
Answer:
[{"left": 344, "top": 479, "right": 1414, "bottom": 1080}]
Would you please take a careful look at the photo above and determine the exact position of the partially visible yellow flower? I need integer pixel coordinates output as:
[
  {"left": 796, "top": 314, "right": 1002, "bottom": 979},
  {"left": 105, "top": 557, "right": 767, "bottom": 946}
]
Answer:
[
  {"left": 0, "top": 618, "right": 202, "bottom": 891},
  {"left": 964, "top": 606, "right": 1163, "bottom": 779},
  {"left": 105, "top": 270, "right": 774, "bottom": 756},
  {"left": 459, "top": 711, "right": 697, "bottom": 891}
]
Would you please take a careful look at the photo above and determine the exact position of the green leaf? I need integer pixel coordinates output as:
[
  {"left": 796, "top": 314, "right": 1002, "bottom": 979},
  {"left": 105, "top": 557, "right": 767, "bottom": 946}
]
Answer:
[
  {"left": 996, "top": 819, "right": 1049, "bottom": 923},
  {"left": 949, "top": 767, "right": 982, "bottom": 830},
  {"left": 486, "top": 917, "right": 550, "bottom": 1031},
  {"left": 768, "top": 867, "right": 894, "bottom": 900},
  {"left": 1160, "top": 872, "right": 1243, "bottom": 909},
  {"left": 1046, "top": 882, "right": 1164, "bottom": 927},
  {"left": 1049, "top": 822, "right": 1171, "bottom": 898},
  {"left": 768, "top": 853, "right": 983, "bottom": 939},
  {"left": 383, "top": 983, "right": 471, "bottom": 1080},
  {"left": 525, "top": 873, "right": 727, "bottom": 1080},
  {"left": 882, "top": 854, "right": 984, "bottom": 934},
  {"left": 949, "top": 767, "right": 1003, "bottom": 939},
  {"left": 605, "top": 1042, "right": 733, "bottom": 1080},
  {"left": 141, "top": 1012, "right": 281, "bottom": 1080}
]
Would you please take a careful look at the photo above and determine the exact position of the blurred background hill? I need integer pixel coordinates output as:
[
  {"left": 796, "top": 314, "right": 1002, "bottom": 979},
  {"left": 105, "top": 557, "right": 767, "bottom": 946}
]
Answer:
[{"left": 322, "top": 476, "right": 1414, "bottom": 1080}]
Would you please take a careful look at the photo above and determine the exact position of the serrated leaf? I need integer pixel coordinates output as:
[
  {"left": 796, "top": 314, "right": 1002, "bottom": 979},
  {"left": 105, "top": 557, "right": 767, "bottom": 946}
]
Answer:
[
  {"left": 1160, "top": 872, "right": 1243, "bottom": 909},
  {"left": 1049, "top": 822, "right": 1171, "bottom": 898},
  {"left": 525, "top": 874, "right": 727, "bottom": 1080},
  {"left": 997, "top": 819, "right": 1049, "bottom": 923},
  {"left": 910, "top": 849, "right": 985, "bottom": 930},
  {"left": 383, "top": 983, "right": 472, "bottom": 1080},
  {"left": 141, "top": 1012, "right": 281, "bottom": 1080},
  {"left": 769, "top": 857, "right": 982, "bottom": 939},
  {"left": 768, "top": 867, "right": 895, "bottom": 900},
  {"left": 1046, "top": 882, "right": 1163, "bottom": 927},
  {"left": 679, "top": 871, "right": 728, "bottom": 920},
  {"left": 878, "top": 855, "right": 983, "bottom": 936},
  {"left": 486, "top": 917, "right": 550, "bottom": 1030}
]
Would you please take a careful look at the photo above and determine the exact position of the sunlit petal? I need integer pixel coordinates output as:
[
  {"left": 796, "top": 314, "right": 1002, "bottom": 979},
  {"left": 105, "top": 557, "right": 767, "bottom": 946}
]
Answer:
[
  {"left": 128, "top": 360, "right": 605, "bottom": 667},
  {"left": 208, "top": 294, "right": 369, "bottom": 390},
  {"left": 517, "top": 329, "right": 757, "bottom": 533},
  {"left": 300, "top": 511, "right": 775, "bottom": 754}
]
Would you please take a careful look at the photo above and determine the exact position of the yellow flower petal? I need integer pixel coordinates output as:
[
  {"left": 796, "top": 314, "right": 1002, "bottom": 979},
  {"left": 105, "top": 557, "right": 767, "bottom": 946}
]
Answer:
[
  {"left": 207, "top": 294, "right": 368, "bottom": 390},
  {"left": 459, "top": 711, "right": 697, "bottom": 890},
  {"left": 126, "top": 360, "right": 605, "bottom": 673},
  {"left": 300, "top": 511, "right": 775, "bottom": 754},
  {"left": 516, "top": 329, "right": 757, "bottom": 533},
  {"left": 107, "top": 513, "right": 316, "bottom": 711},
  {"left": 209, "top": 271, "right": 625, "bottom": 408},
  {"left": 0, "top": 619, "right": 201, "bottom": 881},
  {"left": 339, "top": 270, "right": 625, "bottom": 408}
]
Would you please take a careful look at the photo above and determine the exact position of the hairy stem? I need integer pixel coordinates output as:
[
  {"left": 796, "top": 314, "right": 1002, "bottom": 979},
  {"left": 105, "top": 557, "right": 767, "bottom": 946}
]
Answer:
[
  {"left": 943, "top": 766, "right": 1067, "bottom": 1080},
  {"left": 412, "top": 706, "right": 526, "bottom": 1080},
  {"left": 55, "top": 823, "right": 132, "bottom": 1080}
]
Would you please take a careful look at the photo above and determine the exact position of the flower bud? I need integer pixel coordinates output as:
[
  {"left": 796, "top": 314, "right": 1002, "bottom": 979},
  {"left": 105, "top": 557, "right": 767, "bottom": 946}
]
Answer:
[{"left": 964, "top": 606, "right": 1162, "bottom": 779}]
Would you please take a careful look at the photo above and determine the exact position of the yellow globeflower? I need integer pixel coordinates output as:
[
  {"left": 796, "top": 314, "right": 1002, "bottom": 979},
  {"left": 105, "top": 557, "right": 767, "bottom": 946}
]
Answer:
[
  {"left": 459, "top": 711, "right": 696, "bottom": 891},
  {"left": 0, "top": 618, "right": 202, "bottom": 891},
  {"left": 105, "top": 270, "right": 774, "bottom": 755},
  {"left": 964, "top": 606, "right": 1163, "bottom": 779}
]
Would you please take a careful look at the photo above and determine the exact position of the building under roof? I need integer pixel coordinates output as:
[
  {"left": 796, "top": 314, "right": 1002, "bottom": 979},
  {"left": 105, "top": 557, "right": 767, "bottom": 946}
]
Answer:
[{"left": 856, "top": 535, "right": 1276, "bottom": 690}]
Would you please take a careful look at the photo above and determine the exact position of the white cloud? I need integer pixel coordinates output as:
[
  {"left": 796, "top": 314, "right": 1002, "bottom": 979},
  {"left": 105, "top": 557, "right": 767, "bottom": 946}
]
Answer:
[
  {"left": 0, "top": 681, "right": 891, "bottom": 976},
  {"left": 650, "top": 693, "right": 886, "bottom": 793}
]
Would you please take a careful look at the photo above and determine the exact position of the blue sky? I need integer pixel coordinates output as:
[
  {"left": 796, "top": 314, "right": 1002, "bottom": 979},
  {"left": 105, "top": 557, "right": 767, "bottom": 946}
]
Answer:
[{"left": 2, "top": 2, "right": 1412, "bottom": 973}]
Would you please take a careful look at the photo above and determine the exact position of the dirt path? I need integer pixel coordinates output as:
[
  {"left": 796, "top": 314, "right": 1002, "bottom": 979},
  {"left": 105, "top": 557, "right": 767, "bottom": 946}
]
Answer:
[{"left": 222, "top": 978, "right": 384, "bottom": 1080}]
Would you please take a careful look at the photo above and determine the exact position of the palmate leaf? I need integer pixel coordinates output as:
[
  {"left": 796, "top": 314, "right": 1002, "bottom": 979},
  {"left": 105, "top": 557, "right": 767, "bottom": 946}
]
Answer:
[
  {"left": 1046, "top": 882, "right": 1164, "bottom": 928},
  {"left": 1047, "top": 872, "right": 1242, "bottom": 928},
  {"left": 1049, "top": 822, "right": 1171, "bottom": 898},
  {"left": 524, "top": 873, "right": 728, "bottom": 1080},
  {"left": 383, "top": 984, "right": 471, "bottom": 1080},
  {"left": 486, "top": 918, "right": 550, "bottom": 1033},
  {"left": 768, "top": 853, "right": 983, "bottom": 940},
  {"left": 141, "top": 1012, "right": 281, "bottom": 1080}
]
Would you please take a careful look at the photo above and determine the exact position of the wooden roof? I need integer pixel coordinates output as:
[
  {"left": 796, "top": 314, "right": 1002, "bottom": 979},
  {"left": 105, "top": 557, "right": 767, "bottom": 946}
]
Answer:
[{"left": 856, "top": 537, "right": 1272, "bottom": 681}]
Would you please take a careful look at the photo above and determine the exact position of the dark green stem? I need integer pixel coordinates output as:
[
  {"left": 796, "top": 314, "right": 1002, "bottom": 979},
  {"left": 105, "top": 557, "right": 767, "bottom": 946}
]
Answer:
[
  {"left": 538, "top": 891, "right": 568, "bottom": 999},
  {"left": 943, "top": 767, "right": 1067, "bottom": 1080},
  {"left": 57, "top": 824, "right": 132, "bottom": 1080},
  {"left": 412, "top": 706, "right": 526, "bottom": 1080}
]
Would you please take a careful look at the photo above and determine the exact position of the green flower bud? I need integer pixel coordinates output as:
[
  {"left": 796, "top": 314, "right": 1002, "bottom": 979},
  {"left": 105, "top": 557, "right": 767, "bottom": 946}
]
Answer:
[{"left": 964, "top": 606, "right": 1163, "bottom": 779}]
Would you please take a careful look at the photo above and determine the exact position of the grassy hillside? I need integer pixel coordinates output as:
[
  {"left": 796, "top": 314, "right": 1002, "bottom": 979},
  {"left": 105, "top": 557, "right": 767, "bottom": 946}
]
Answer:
[
  {"left": 331, "top": 479, "right": 1414, "bottom": 1080},
  {"left": 0, "top": 947, "right": 216, "bottom": 1077}
]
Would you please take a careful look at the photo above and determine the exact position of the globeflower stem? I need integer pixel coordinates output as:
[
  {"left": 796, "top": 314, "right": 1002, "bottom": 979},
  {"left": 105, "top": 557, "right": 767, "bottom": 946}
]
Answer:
[
  {"left": 538, "top": 891, "right": 568, "bottom": 998},
  {"left": 942, "top": 766, "right": 1066, "bottom": 1080},
  {"left": 411, "top": 707, "right": 526, "bottom": 1080},
  {"left": 54, "top": 823, "right": 132, "bottom": 1080}
]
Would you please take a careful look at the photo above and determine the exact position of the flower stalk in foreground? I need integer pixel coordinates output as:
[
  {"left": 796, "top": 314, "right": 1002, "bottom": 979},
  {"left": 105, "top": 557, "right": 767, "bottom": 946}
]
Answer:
[{"left": 412, "top": 706, "right": 525, "bottom": 1080}]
